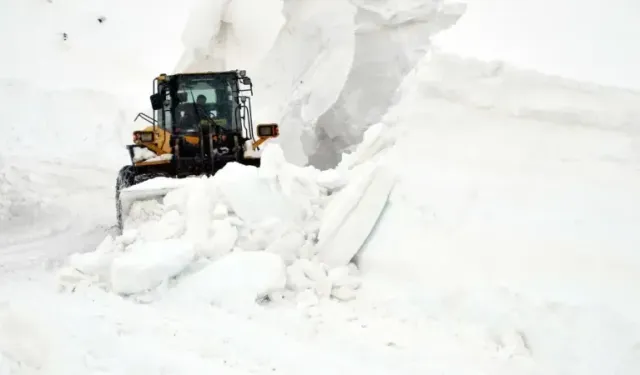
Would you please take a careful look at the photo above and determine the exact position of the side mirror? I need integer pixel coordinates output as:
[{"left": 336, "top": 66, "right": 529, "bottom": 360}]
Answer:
[
  {"left": 150, "top": 93, "right": 163, "bottom": 110},
  {"left": 256, "top": 123, "right": 279, "bottom": 137}
]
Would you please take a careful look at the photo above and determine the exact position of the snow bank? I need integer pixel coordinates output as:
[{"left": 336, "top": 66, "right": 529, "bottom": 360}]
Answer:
[
  {"left": 0, "top": 0, "right": 464, "bottom": 169},
  {"left": 352, "top": 52, "right": 640, "bottom": 375},
  {"left": 0, "top": 0, "right": 190, "bottom": 167},
  {"left": 360, "top": 53, "right": 640, "bottom": 309},
  {"left": 418, "top": 52, "right": 640, "bottom": 133},
  {"left": 176, "top": 0, "right": 466, "bottom": 166},
  {"left": 310, "top": 1, "right": 467, "bottom": 167},
  {"left": 431, "top": 0, "right": 640, "bottom": 91},
  {"left": 0, "top": 79, "right": 132, "bottom": 166},
  {"left": 0, "top": 0, "right": 190, "bottom": 103},
  {"left": 59, "top": 125, "right": 396, "bottom": 309}
]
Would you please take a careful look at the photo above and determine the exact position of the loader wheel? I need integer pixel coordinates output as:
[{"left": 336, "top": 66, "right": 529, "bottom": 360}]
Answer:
[{"left": 115, "top": 165, "right": 136, "bottom": 232}]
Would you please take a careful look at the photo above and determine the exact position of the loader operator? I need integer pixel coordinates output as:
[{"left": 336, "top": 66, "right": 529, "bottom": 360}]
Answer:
[
  {"left": 195, "top": 94, "right": 207, "bottom": 108},
  {"left": 176, "top": 94, "right": 212, "bottom": 131},
  {"left": 194, "top": 94, "right": 231, "bottom": 130}
]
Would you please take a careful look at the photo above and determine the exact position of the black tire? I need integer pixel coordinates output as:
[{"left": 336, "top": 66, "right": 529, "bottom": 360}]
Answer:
[{"left": 115, "top": 165, "right": 136, "bottom": 232}]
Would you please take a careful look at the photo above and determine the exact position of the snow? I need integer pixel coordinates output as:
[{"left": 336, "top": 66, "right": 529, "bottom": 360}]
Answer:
[
  {"left": 2, "top": 0, "right": 640, "bottom": 374},
  {"left": 0, "top": 0, "right": 190, "bottom": 102},
  {"left": 110, "top": 239, "right": 196, "bottom": 295},
  {"left": 0, "top": 79, "right": 132, "bottom": 165},
  {"left": 315, "top": 164, "right": 395, "bottom": 268},
  {"left": 416, "top": 52, "right": 640, "bottom": 133},
  {"left": 432, "top": 0, "right": 640, "bottom": 90},
  {"left": 174, "top": 0, "right": 465, "bottom": 166},
  {"left": 131, "top": 147, "right": 157, "bottom": 163},
  {"left": 164, "top": 250, "right": 287, "bottom": 311},
  {"left": 353, "top": 51, "right": 640, "bottom": 374}
]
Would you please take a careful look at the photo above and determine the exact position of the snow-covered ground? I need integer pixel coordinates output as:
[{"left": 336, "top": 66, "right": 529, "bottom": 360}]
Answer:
[
  {"left": 2, "top": 0, "right": 640, "bottom": 374},
  {"left": 431, "top": 0, "right": 640, "bottom": 90}
]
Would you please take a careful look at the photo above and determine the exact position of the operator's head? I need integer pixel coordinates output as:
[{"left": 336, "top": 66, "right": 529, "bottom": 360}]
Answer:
[{"left": 196, "top": 94, "right": 207, "bottom": 106}]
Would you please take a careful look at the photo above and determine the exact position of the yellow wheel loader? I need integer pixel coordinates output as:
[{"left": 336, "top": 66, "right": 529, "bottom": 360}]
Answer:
[{"left": 115, "top": 70, "right": 279, "bottom": 232}]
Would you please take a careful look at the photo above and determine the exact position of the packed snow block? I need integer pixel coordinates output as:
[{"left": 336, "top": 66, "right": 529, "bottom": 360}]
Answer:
[
  {"left": 315, "top": 164, "right": 395, "bottom": 268},
  {"left": 110, "top": 239, "right": 195, "bottom": 295},
  {"left": 214, "top": 162, "right": 302, "bottom": 224},
  {"left": 165, "top": 251, "right": 286, "bottom": 311},
  {"left": 264, "top": 229, "right": 306, "bottom": 265},
  {"left": 191, "top": 218, "right": 238, "bottom": 260}
]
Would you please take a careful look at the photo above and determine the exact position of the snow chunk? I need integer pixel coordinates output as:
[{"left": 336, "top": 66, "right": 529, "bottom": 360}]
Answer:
[
  {"left": 110, "top": 239, "right": 195, "bottom": 295},
  {"left": 199, "top": 219, "right": 238, "bottom": 260},
  {"left": 215, "top": 162, "right": 303, "bottom": 224},
  {"left": 132, "top": 147, "right": 157, "bottom": 163},
  {"left": 165, "top": 250, "right": 286, "bottom": 311},
  {"left": 316, "top": 163, "right": 395, "bottom": 268},
  {"left": 67, "top": 235, "right": 121, "bottom": 282}
]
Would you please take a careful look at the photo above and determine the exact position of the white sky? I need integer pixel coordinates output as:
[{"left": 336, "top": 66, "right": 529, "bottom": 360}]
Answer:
[{"left": 432, "top": 0, "right": 640, "bottom": 90}]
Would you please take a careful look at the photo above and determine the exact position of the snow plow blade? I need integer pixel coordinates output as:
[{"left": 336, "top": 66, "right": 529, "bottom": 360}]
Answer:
[{"left": 116, "top": 173, "right": 191, "bottom": 231}]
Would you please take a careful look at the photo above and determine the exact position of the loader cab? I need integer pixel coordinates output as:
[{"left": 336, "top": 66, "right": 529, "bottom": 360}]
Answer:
[{"left": 149, "top": 71, "right": 255, "bottom": 139}]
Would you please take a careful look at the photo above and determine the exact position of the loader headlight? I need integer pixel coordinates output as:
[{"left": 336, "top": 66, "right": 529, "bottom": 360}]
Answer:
[
  {"left": 256, "top": 123, "right": 279, "bottom": 137},
  {"left": 133, "top": 131, "right": 154, "bottom": 142}
]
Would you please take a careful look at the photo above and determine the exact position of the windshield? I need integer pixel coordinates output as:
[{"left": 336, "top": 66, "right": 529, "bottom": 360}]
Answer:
[{"left": 173, "top": 75, "right": 237, "bottom": 132}]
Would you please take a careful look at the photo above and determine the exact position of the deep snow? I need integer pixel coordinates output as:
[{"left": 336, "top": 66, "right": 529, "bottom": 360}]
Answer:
[
  {"left": 431, "top": 0, "right": 640, "bottom": 90},
  {"left": 1, "top": 0, "right": 640, "bottom": 374}
]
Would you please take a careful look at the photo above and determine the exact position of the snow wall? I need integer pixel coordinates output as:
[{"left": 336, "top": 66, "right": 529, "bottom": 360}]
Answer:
[
  {"left": 0, "top": 0, "right": 463, "bottom": 227},
  {"left": 0, "top": 0, "right": 464, "bottom": 169},
  {"left": 431, "top": 0, "right": 640, "bottom": 91},
  {"left": 0, "top": 0, "right": 195, "bottom": 167},
  {"left": 175, "top": 0, "right": 466, "bottom": 167}
]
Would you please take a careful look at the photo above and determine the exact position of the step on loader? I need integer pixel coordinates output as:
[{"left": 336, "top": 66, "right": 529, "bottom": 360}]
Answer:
[{"left": 115, "top": 70, "right": 279, "bottom": 232}]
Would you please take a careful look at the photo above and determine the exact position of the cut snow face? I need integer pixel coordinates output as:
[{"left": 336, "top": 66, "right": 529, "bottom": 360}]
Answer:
[
  {"left": 175, "top": 0, "right": 466, "bottom": 166},
  {"left": 58, "top": 124, "right": 396, "bottom": 309}
]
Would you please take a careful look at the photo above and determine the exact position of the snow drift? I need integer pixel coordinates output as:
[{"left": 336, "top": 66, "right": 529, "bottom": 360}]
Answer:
[{"left": 417, "top": 52, "right": 640, "bottom": 134}]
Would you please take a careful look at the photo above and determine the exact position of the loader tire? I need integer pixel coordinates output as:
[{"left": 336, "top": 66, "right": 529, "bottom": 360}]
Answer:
[{"left": 115, "top": 165, "right": 136, "bottom": 232}]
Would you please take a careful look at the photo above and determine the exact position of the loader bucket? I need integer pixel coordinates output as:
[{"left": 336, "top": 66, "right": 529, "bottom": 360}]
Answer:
[{"left": 117, "top": 177, "right": 191, "bottom": 230}]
